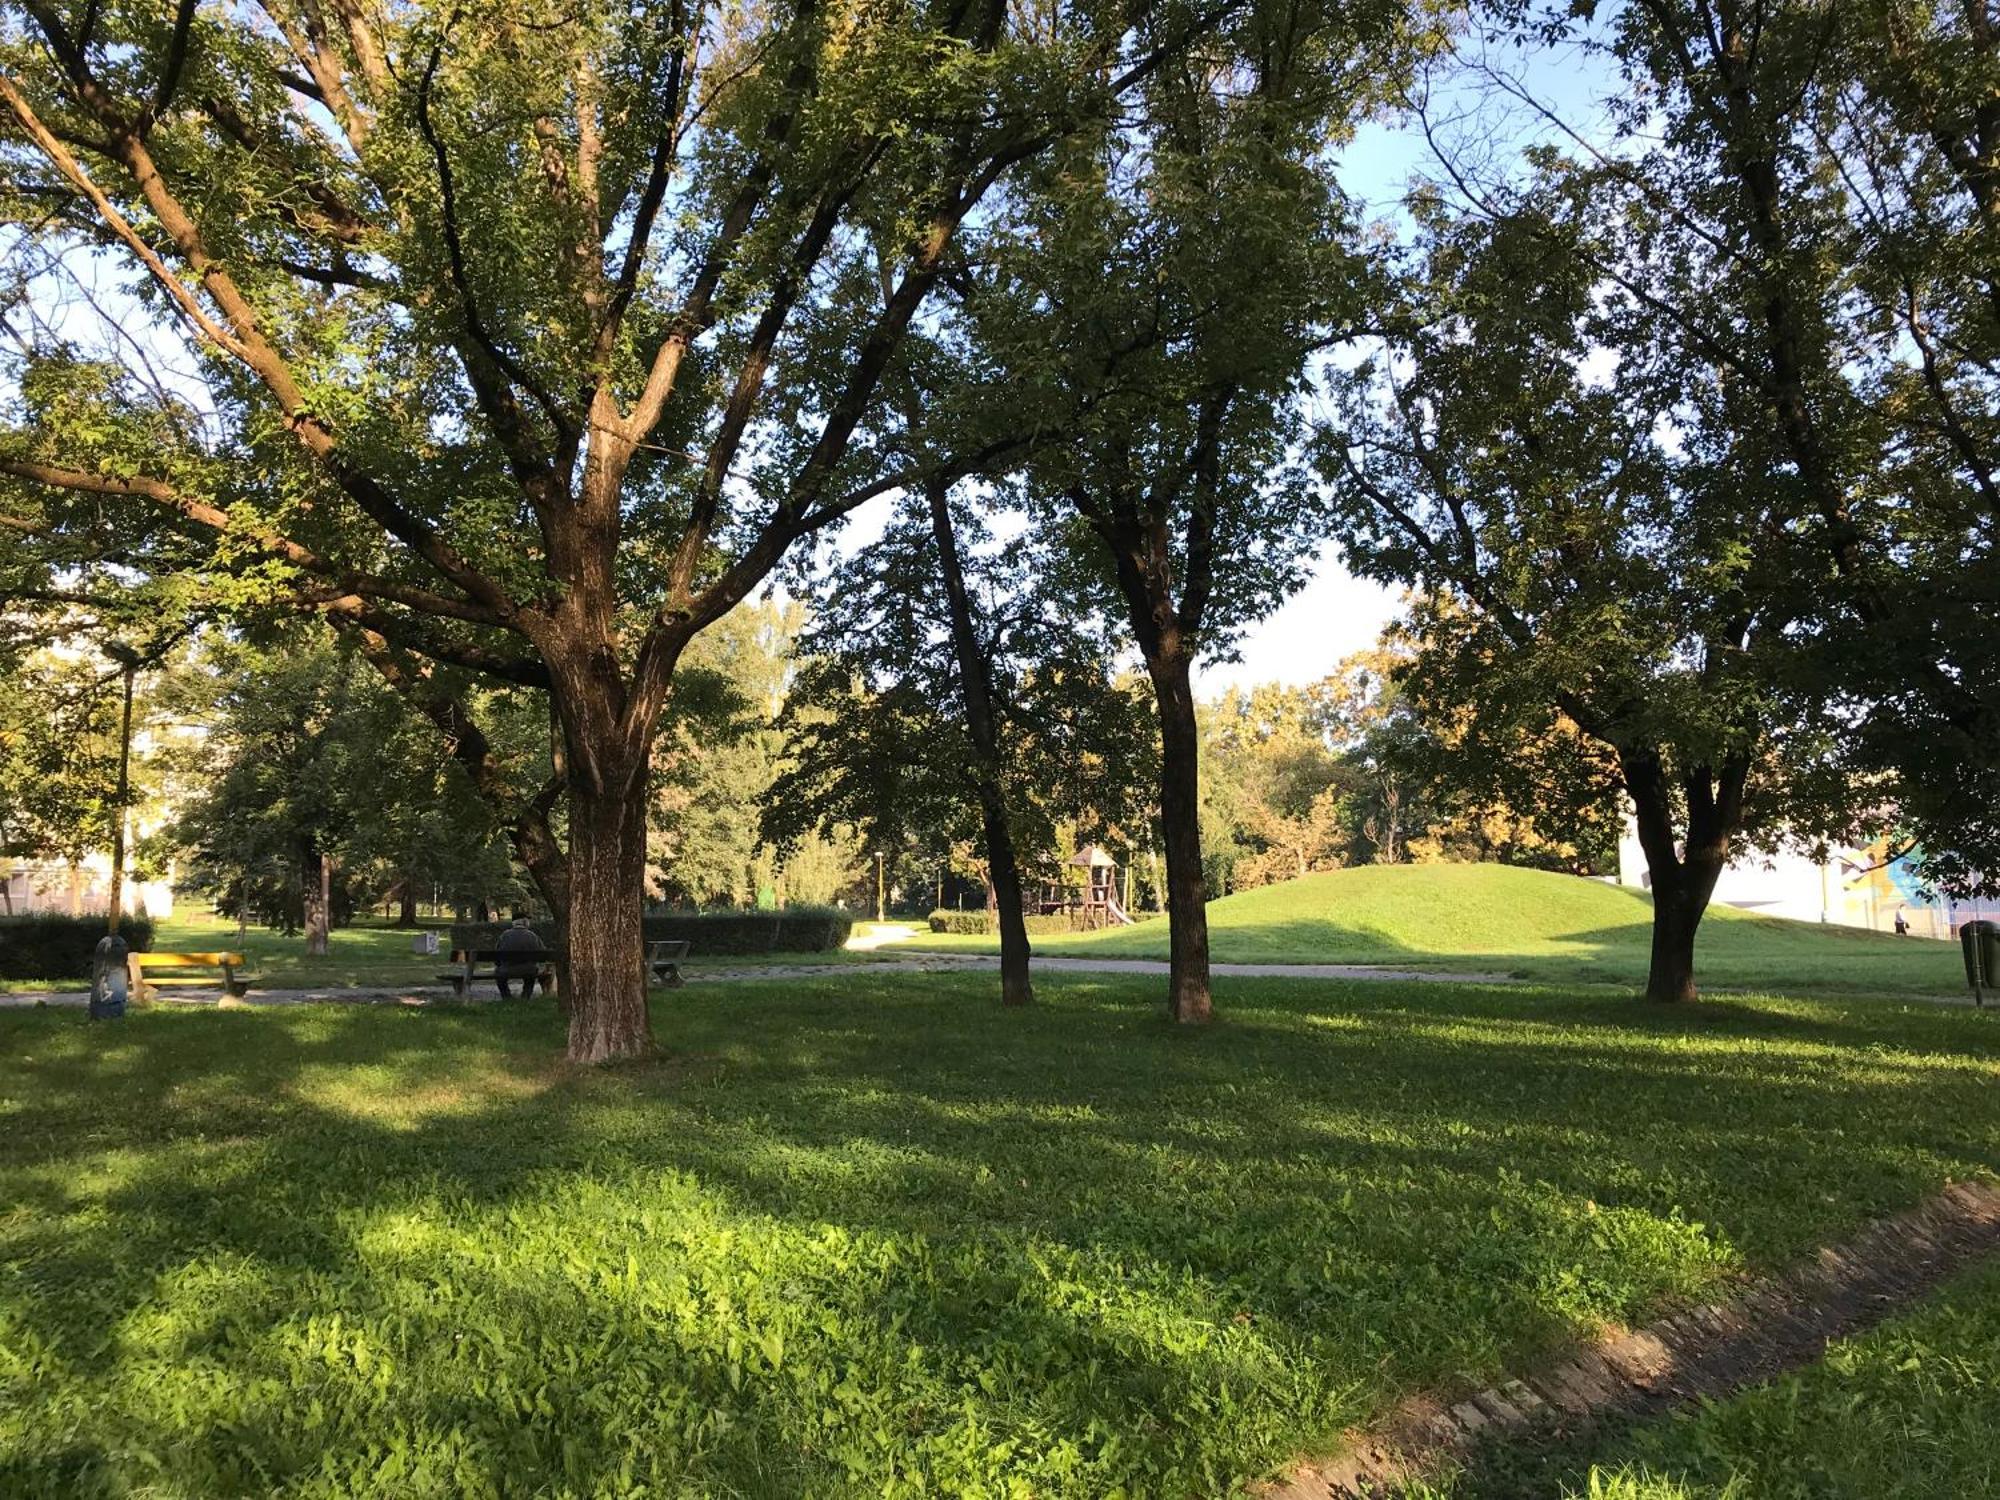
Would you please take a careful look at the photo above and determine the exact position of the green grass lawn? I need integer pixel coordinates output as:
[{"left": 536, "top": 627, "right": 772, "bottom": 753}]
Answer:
[
  {"left": 0, "top": 908, "right": 878, "bottom": 993},
  {"left": 896, "top": 864, "right": 1971, "bottom": 996},
  {"left": 5, "top": 971, "right": 1998, "bottom": 1496},
  {"left": 1414, "top": 1254, "right": 2000, "bottom": 1499}
]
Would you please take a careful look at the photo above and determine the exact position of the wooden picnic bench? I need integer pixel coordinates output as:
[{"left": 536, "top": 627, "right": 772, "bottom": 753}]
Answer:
[
  {"left": 126, "top": 950, "right": 248, "bottom": 1001},
  {"left": 648, "top": 939, "right": 690, "bottom": 988},
  {"left": 439, "top": 947, "right": 565, "bottom": 998}
]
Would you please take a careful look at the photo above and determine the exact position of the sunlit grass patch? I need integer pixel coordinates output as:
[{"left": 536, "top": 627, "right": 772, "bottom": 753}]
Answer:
[
  {"left": 897, "top": 864, "right": 1970, "bottom": 997},
  {"left": 2, "top": 972, "right": 1996, "bottom": 1495},
  {"left": 1422, "top": 1256, "right": 2000, "bottom": 1500}
]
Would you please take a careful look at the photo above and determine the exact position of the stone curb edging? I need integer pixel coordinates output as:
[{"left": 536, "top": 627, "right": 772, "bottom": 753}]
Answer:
[{"left": 1265, "top": 1179, "right": 2000, "bottom": 1499}]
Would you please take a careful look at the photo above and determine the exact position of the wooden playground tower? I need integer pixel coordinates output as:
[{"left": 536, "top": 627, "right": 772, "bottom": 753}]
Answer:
[{"left": 1038, "top": 843, "right": 1136, "bottom": 930}]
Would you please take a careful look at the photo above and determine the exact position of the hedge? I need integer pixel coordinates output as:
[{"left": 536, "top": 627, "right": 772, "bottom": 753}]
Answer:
[
  {"left": 0, "top": 913, "right": 155, "bottom": 980},
  {"left": 449, "top": 906, "right": 853, "bottom": 959},
  {"left": 926, "top": 910, "right": 1075, "bottom": 936}
]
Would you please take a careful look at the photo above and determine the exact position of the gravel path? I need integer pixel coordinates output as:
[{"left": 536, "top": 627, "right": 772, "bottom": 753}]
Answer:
[{"left": 0, "top": 955, "right": 1514, "bottom": 1008}]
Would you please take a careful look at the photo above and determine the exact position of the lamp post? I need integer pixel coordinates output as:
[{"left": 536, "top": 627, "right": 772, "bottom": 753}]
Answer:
[
  {"left": 874, "top": 850, "right": 885, "bottom": 924},
  {"left": 104, "top": 643, "right": 141, "bottom": 935}
]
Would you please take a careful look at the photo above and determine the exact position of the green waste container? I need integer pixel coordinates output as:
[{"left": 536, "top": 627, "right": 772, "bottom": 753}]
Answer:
[{"left": 1963, "top": 920, "right": 2000, "bottom": 1006}]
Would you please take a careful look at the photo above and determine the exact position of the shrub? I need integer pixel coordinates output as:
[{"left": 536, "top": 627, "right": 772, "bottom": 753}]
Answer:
[
  {"left": 927, "top": 909, "right": 990, "bottom": 935},
  {"left": 0, "top": 912, "right": 155, "bottom": 980},
  {"left": 926, "top": 910, "right": 1073, "bottom": 936},
  {"left": 449, "top": 906, "right": 853, "bottom": 960}
]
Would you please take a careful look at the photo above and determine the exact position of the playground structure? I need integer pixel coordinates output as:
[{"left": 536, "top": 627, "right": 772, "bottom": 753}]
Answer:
[{"left": 1037, "top": 844, "right": 1137, "bottom": 931}]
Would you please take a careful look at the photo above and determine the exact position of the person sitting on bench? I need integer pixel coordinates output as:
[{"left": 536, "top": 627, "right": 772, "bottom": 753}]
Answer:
[{"left": 494, "top": 915, "right": 547, "bottom": 999}]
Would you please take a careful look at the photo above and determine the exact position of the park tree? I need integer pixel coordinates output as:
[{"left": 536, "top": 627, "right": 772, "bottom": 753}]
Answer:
[
  {"left": 648, "top": 595, "right": 866, "bottom": 907},
  {"left": 0, "top": 0, "right": 1270, "bottom": 1060},
  {"left": 0, "top": 574, "right": 192, "bottom": 920},
  {"left": 0, "top": 646, "right": 128, "bottom": 907},
  {"left": 1818, "top": 0, "right": 2000, "bottom": 892},
  {"left": 164, "top": 632, "right": 523, "bottom": 952},
  {"left": 971, "top": 0, "right": 1417, "bottom": 1022},
  {"left": 1485, "top": 0, "right": 2000, "bottom": 892},
  {"left": 1202, "top": 682, "right": 1358, "bottom": 887},
  {"left": 766, "top": 497, "right": 1153, "bottom": 998},
  {"left": 1326, "top": 191, "right": 1866, "bottom": 1001},
  {"left": 647, "top": 599, "right": 796, "bottom": 907}
]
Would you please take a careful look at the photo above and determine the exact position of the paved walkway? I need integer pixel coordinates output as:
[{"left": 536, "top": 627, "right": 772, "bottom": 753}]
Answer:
[
  {"left": 0, "top": 954, "right": 1515, "bottom": 1009},
  {"left": 933, "top": 955, "right": 1517, "bottom": 984}
]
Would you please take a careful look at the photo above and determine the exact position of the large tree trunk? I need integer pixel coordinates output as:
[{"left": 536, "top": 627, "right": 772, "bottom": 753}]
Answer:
[
  {"left": 1621, "top": 746, "right": 1744, "bottom": 1004},
  {"left": 560, "top": 758, "right": 653, "bottom": 1064},
  {"left": 924, "top": 475, "right": 1032, "bottom": 1007},
  {"left": 1642, "top": 854, "right": 1725, "bottom": 1003},
  {"left": 302, "top": 841, "right": 330, "bottom": 957},
  {"left": 395, "top": 877, "right": 418, "bottom": 927},
  {"left": 982, "top": 792, "right": 1034, "bottom": 1008},
  {"left": 1147, "top": 647, "right": 1212, "bottom": 1024}
]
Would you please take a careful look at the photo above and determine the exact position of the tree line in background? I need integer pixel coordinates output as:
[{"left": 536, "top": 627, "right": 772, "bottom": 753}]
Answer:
[
  {"left": 2, "top": 594, "right": 1610, "bottom": 949},
  {"left": 1, "top": 0, "right": 1993, "bottom": 1057}
]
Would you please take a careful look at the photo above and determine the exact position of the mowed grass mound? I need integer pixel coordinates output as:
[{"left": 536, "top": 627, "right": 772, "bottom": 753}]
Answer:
[
  {"left": 901, "top": 864, "right": 1968, "bottom": 995},
  {"left": 5, "top": 972, "right": 1999, "bottom": 1496}
]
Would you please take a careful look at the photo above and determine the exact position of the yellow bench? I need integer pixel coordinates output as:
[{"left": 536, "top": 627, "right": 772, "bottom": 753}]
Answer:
[{"left": 126, "top": 950, "right": 248, "bottom": 1000}]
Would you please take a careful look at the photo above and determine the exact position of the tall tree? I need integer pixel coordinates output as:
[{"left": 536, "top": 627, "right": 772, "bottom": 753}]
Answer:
[
  {"left": 1327, "top": 192, "right": 1864, "bottom": 1001},
  {"left": 766, "top": 499, "right": 1153, "bottom": 993},
  {"left": 0, "top": 646, "right": 129, "bottom": 905},
  {"left": 1487, "top": 0, "right": 2000, "bottom": 892},
  {"left": 0, "top": 0, "right": 1254, "bottom": 1059},
  {"left": 163, "top": 632, "right": 524, "bottom": 951},
  {"left": 973, "top": 1, "right": 1411, "bottom": 1021}
]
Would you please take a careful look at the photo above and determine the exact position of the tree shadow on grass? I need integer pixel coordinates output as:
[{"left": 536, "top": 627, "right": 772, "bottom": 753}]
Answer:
[{"left": 2, "top": 975, "right": 1998, "bottom": 1496}]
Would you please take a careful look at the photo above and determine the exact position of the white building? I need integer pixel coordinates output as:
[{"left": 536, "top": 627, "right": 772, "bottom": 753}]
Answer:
[
  {"left": 1, "top": 852, "right": 175, "bottom": 919},
  {"left": 1615, "top": 824, "right": 1990, "bottom": 940}
]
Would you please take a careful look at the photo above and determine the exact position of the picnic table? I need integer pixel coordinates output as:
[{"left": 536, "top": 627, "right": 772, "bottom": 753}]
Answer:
[
  {"left": 126, "top": 950, "right": 248, "bottom": 1001},
  {"left": 439, "top": 947, "right": 564, "bottom": 998}
]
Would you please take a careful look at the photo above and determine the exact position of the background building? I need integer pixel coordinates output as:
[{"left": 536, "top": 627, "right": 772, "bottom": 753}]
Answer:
[{"left": 1616, "top": 826, "right": 1989, "bottom": 939}]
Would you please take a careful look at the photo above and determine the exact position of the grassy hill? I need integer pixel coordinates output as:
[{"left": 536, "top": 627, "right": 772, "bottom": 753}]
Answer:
[{"left": 898, "top": 863, "right": 1972, "bottom": 996}]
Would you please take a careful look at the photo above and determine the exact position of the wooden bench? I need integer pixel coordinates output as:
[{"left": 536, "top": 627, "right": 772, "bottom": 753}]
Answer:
[
  {"left": 648, "top": 939, "right": 691, "bottom": 988},
  {"left": 438, "top": 947, "right": 565, "bottom": 998},
  {"left": 126, "top": 951, "right": 248, "bottom": 1001}
]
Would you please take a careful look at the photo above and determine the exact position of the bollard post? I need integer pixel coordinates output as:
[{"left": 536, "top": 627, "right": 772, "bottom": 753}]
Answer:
[
  {"left": 1963, "top": 920, "right": 1999, "bottom": 1010},
  {"left": 89, "top": 932, "right": 129, "bottom": 1020}
]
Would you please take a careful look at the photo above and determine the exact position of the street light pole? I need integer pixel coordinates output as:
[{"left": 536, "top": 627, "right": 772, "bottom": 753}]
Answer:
[
  {"left": 105, "top": 649, "right": 138, "bottom": 935},
  {"left": 875, "top": 851, "right": 885, "bottom": 924}
]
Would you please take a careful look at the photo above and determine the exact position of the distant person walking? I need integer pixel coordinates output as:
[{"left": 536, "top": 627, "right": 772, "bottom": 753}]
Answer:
[
  {"left": 495, "top": 914, "right": 547, "bottom": 998},
  {"left": 1894, "top": 910, "right": 1910, "bottom": 937}
]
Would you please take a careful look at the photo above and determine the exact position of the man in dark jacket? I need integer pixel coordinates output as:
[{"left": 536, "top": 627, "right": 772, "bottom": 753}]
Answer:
[{"left": 494, "top": 915, "right": 547, "bottom": 999}]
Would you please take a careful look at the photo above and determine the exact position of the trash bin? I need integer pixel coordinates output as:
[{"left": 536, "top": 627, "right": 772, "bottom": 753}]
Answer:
[
  {"left": 1962, "top": 920, "right": 2000, "bottom": 1006},
  {"left": 411, "top": 931, "right": 440, "bottom": 957}
]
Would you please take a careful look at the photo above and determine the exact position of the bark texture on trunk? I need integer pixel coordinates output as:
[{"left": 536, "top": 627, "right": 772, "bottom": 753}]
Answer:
[
  {"left": 1621, "top": 746, "right": 1744, "bottom": 1005},
  {"left": 1148, "top": 647, "right": 1212, "bottom": 1024},
  {"left": 561, "top": 764, "right": 653, "bottom": 1064},
  {"left": 925, "top": 475, "right": 1032, "bottom": 1007},
  {"left": 984, "top": 800, "right": 1034, "bottom": 1008},
  {"left": 302, "top": 842, "right": 330, "bottom": 957},
  {"left": 1642, "top": 858, "right": 1723, "bottom": 1003},
  {"left": 395, "top": 878, "right": 418, "bottom": 928}
]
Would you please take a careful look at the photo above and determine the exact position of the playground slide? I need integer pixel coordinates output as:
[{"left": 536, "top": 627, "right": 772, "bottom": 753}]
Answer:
[{"left": 1104, "top": 894, "right": 1137, "bottom": 926}]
